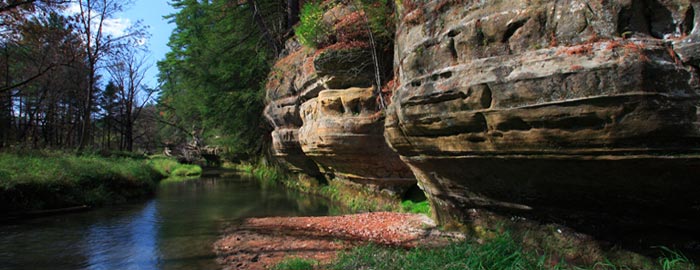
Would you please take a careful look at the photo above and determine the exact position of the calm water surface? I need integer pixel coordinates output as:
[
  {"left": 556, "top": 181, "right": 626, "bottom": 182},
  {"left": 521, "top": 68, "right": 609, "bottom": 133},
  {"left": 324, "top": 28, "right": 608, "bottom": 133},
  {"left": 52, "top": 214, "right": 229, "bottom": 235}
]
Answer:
[{"left": 0, "top": 173, "right": 334, "bottom": 270}]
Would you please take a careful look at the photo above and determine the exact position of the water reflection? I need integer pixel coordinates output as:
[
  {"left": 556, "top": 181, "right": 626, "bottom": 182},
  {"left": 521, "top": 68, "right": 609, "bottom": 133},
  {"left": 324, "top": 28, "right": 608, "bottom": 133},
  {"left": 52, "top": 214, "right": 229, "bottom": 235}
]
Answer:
[
  {"left": 85, "top": 201, "right": 160, "bottom": 270},
  {"left": 0, "top": 174, "right": 333, "bottom": 270}
]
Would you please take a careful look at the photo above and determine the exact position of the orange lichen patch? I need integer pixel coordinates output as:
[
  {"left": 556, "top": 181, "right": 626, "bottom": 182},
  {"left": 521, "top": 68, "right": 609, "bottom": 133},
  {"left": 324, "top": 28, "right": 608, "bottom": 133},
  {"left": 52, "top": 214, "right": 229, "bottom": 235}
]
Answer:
[
  {"left": 570, "top": 65, "right": 584, "bottom": 71},
  {"left": 549, "top": 32, "right": 558, "bottom": 47},
  {"left": 266, "top": 49, "right": 309, "bottom": 90},
  {"left": 667, "top": 46, "right": 682, "bottom": 66},
  {"left": 383, "top": 77, "right": 398, "bottom": 94},
  {"left": 379, "top": 78, "right": 397, "bottom": 106},
  {"left": 323, "top": 40, "right": 370, "bottom": 51},
  {"left": 605, "top": 40, "right": 623, "bottom": 50},
  {"left": 402, "top": 0, "right": 419, "bottom": 14},
  {"left": 277, "top": 49, "right": 307, "bottom": 67},
  {"left": 621, "top": 42, "right": 649, "bottom": 62},
  {"left": 403, "top": 8, "right": 424, "bottom": 25},
  {"left": 334, "top": 10, "right": 369, "bottom": 44},
  {"left": 559, "top": 41, "right": 598, "bottom": 55},
  {"left": 603, "top": 39, "right": 645, "bottom": 54},
  {"left": 302, "top": 53, "right": 316, "bottom": 75},
  {"left": 558, "top": 44, "right": 593, "bottom": 56}
]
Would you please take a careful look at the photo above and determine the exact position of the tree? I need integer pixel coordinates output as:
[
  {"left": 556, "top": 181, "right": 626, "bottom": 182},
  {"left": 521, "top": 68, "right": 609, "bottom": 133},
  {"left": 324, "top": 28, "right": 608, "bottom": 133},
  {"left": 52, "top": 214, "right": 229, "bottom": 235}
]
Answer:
[
  {"left": 0, "top": 0, "right": 70, "bottom": 14},
  {"left": 0, "top": 1, "right": 72, "bottom": 148},
  {"left": 73, "top": 0, "right": 146, "bottom": 151},
  {"left": 106, "top": 44, "right": 154, "bottom": 151},
  {"left": 0, "top": 0, "right": 71, "bottom": 93},
  {"left": 0, "top": 10, "right": 88, "bottom": 148},
  {"left": 157, "top": 0, "right": 286, "bottom": 157}
]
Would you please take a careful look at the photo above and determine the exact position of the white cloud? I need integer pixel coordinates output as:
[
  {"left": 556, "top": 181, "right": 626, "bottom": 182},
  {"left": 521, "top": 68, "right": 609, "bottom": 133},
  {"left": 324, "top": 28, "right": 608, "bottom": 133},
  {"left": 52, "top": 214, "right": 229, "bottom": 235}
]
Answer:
[
  {"left": 66, "top": 2, "right": 81, "bottom": 15},
  {"left": 102, "top": 17, "right": 131, "bottom": 37},
  {"left": 65, "top": 3, "right": 132, "bottom": 37}
]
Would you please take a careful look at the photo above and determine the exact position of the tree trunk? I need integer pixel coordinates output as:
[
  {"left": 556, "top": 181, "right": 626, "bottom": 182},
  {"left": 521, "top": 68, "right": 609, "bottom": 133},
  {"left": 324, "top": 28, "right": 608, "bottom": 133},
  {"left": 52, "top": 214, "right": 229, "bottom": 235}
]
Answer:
[
  {"left": 1, "top": 46, "right": 11, "bottom": 148},
  {"left": 125, "top": 118, "right": 133, "bottom": 151},
  {"left": 78, "top": 66, "right": 95, "bottom": 151}
]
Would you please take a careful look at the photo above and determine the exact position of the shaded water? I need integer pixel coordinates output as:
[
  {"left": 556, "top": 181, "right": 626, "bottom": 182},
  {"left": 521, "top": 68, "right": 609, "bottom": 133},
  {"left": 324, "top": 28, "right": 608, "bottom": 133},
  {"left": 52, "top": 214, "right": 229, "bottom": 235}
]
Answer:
[{"left": 0, "top": 173, "right": 334, "bottom": 270}]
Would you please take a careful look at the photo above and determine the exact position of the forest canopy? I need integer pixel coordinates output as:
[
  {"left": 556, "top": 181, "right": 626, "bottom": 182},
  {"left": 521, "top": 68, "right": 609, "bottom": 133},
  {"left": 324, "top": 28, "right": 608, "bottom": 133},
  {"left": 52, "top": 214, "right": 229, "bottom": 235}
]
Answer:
[
  {"left": 156, "top": 0, "right": 289, "bottom": 159},
  {"left": 0, "top": 0, "right": 291, "bottom": 158}
]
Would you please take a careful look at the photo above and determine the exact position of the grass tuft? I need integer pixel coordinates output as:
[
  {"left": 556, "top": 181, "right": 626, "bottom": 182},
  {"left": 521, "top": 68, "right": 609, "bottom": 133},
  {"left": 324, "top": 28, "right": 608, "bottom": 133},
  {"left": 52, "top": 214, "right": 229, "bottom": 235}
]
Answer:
[
  {"left": 147, "top": 156, "right": 202, "bottom": 178},
  {"left": 654, "top": 246, "right": 695, "bottom": 270},
  {"left": 272, "top": 257, "right": 319, "bottom": 270},
  {"left": 401, "top": 200, "right": 431, "bottom": 215}
]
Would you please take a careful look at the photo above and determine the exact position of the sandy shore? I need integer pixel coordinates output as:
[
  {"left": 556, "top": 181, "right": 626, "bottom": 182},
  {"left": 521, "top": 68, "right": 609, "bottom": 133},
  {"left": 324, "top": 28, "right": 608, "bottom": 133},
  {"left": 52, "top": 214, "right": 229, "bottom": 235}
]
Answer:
[{"left": 214, "top": 212, "right": 455, "bottom": 269}]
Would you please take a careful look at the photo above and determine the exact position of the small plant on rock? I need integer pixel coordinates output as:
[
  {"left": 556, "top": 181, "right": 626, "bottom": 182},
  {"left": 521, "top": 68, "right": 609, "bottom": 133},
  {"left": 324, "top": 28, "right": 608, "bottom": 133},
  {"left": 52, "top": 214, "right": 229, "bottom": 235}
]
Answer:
[{"left": 295, "top": 1, "right": 331, "bottom": 48}]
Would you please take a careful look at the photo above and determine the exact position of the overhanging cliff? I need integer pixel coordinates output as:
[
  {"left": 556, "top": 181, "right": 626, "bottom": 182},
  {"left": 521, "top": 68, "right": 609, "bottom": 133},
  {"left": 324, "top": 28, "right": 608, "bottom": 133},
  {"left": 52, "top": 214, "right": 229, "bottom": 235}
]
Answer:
[{"left": 265, "top": 0, "right": 700, "bottom": 243}]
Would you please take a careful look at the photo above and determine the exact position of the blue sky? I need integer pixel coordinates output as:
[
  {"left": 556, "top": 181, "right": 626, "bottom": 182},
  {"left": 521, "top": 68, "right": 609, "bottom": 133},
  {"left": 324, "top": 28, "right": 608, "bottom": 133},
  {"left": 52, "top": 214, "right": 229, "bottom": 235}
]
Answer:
[
  {"left": 121, "top": 0, "right": 176, "bottom": 88},
  {"left": 65, "top": 1, "right": 174, "bottom": 89}
]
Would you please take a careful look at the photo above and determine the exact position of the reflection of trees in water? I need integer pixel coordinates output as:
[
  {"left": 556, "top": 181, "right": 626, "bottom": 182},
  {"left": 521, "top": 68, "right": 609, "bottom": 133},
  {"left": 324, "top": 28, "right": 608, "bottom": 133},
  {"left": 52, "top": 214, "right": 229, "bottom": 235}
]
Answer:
[{"left": 0, "top": 175, "right": 338, "bottom": 270}]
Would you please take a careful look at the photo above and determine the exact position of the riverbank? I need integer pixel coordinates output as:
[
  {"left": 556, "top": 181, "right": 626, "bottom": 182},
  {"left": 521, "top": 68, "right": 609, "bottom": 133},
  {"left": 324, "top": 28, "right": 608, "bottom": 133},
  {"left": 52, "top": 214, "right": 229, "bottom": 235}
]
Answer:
[
  {"left": 215, "top": 212, "right": 698, "bottom": 270},
  {"left": 230, "top": 162, "right": 431, "bottom": 215},
  {"left": 0, "top": 152, "right": 201, "bottom": 214},
  {"left": 225, "top": 163, "right": 698, "bottom": 270},
  {"left": 214, "top": 212, "right": 455, "bottom": 270}
]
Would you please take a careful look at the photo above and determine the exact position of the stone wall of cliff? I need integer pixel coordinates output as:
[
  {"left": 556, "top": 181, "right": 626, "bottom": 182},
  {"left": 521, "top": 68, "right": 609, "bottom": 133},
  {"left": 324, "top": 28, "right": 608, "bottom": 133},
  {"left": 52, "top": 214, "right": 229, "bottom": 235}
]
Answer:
[
  {"left": 386, "top": 0, "right": 700, "bottom": 234},
  {"left": 265, "top": 0, "right": 700, "bottom": 242},
  {"left": 264, "top": 3, "right": 415, "bottom": 198}
]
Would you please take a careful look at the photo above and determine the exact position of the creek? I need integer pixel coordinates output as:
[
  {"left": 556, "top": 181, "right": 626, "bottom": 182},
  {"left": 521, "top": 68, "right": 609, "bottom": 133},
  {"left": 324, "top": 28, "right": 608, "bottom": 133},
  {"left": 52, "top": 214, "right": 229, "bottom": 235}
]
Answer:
[{"left": 0, "top": 172, "right": 334, "bottom": 270}]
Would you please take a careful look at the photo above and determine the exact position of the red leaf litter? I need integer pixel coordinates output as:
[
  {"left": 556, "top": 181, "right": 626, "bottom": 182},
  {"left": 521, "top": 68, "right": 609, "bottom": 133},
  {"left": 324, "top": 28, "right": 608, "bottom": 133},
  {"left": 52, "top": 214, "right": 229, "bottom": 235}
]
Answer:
[{"left": 214, "top": 212, "right": 455, "bottom": 270}]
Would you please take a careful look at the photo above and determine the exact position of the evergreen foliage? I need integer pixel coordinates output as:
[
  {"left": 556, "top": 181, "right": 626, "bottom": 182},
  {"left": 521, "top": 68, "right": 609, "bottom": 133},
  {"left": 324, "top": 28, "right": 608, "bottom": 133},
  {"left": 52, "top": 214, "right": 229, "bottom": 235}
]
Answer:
[{"left": 157, "top": 0, "right": 287, "bottom": 158}]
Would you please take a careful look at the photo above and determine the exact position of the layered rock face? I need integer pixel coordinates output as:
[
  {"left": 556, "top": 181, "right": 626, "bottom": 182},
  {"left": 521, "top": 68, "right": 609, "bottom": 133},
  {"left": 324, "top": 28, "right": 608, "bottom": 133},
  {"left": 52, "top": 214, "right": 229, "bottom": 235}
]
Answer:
[
  {"left": 386, "top": 0, "right": 700, "bottom": 229},
  {"left": 299, "top": 87, "right": 414, "bottom": 189},
  {"left": 264, "top": 5, "right": 415, "bottom": 193}
]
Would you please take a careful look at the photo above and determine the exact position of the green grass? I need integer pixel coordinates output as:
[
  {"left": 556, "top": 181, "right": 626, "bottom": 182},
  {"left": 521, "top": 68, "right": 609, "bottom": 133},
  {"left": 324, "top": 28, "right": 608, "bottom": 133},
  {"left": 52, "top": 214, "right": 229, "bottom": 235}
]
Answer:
[
  {"left": 401, "top": 200, "right": 431, "bottom": 215},
  {"left": 0, "top": 151, "right": 164, "bottom": 212},
  {"left": 237, "top": 161, "right": 405, "bottom": 213},
  {"left": 147, "top": 156, "right": 202, "bottom": 178},
  {"left": 655, "top": 246, "right": 695, "bottom": 270},
  {"left": 272, "top": 257, "right": 319, "bottom": 270},
  {"left": 332, "top": 232, "right": 534, "bottom": 270},
  {"left": 331, "top": 232, "right": 698, "bottom": 270}
]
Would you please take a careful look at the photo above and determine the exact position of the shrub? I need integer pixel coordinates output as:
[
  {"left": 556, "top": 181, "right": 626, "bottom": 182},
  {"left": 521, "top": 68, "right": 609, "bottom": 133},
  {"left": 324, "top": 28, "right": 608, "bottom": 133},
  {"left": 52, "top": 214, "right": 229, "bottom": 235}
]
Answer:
[{"left": 295, "top": 1, "right": 331, "bottom": 48}]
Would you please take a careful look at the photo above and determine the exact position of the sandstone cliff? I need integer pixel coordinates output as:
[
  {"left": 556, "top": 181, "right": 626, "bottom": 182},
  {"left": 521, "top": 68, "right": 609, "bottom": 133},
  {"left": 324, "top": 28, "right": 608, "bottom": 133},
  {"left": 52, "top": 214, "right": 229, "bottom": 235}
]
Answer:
[
  {"left": 264, "top": 4, "right": 415, "bottom": 195},
  {"left": 386, "top": 0, "right": 700, "bottom": 231},
  {"left": 265, "top": 0, "right": 700, "bottom": 245}
]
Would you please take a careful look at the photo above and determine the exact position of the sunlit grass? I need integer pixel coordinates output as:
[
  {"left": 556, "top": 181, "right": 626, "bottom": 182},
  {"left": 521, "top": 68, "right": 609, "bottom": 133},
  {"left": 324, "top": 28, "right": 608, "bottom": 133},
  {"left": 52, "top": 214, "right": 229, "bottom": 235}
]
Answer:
[
  {"left": 146, "top": 156, "right": 202, "bottom": 178},
  {"left": 0, "top": 151, "right": 163, "bottom": 212}
]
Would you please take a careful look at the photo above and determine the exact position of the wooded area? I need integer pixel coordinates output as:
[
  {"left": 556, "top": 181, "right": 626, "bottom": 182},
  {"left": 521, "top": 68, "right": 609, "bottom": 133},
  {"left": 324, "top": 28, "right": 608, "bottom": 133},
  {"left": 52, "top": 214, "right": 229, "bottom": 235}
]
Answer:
[
  {"left": 0, "top": 0, "right": 153, "bottom": 152},
  {"left": 0, "top": 0, "right": 294, "bottom": 156}
]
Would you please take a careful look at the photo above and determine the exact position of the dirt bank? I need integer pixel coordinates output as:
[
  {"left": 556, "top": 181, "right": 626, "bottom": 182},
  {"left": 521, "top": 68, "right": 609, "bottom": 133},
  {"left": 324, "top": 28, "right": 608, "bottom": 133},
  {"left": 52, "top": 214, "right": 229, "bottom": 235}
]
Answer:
[{"left": 214, "top": 212, "right": 457, "bottom": 270}]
